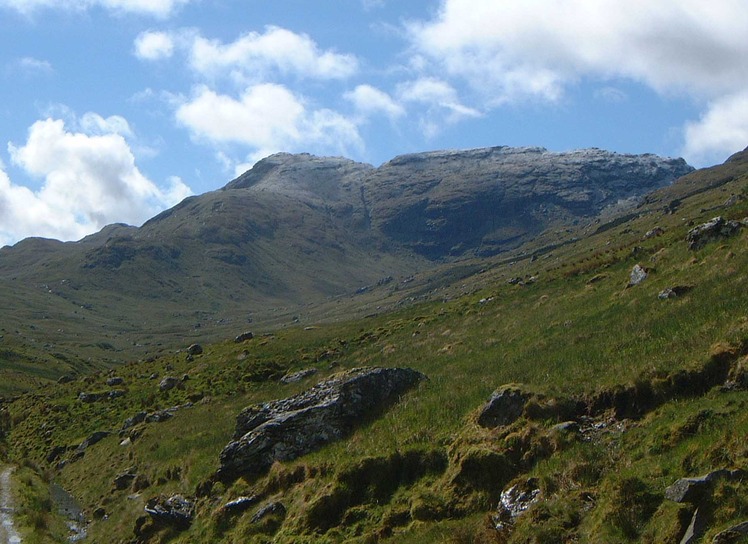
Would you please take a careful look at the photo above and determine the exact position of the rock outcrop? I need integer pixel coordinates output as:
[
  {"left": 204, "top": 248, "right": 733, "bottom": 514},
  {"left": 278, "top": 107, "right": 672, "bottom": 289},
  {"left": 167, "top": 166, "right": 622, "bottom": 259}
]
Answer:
[
  {"left": 686, "top": 216, "right": 743, "bottom": 250},
  {"left": 217, "top": 367, "right": 425, "bottom": 481}
]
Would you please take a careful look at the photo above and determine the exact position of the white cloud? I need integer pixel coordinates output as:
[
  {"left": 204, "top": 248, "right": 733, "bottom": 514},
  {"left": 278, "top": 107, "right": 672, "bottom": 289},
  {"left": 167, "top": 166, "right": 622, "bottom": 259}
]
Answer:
[
  {"left": 1, "top": 114, "right": 191, "bottom": 245},
  {"left": 683, "top": 92, "right": 748, "bottom": 166},
  {"left": 12, "top": 56, "right": 54, "bottom": 76},
  {"left": 176, "top": 84, "right": 363, "bottom": 168},
  {"left": 407, "top": 0, "right": 748, "bottom": 160},
  {"left": 134, "top": 30, "right": 175, "bottom": 60},
  {"left": 189, "top": 26, "right": 358, "bottom": 81},
  {"left": 345, "top": 84, "right": 405, "bottom": 120},
  {"left": 0, "top": 0, "right": 190, "bottom": 17},
  {"left": 398, "top": 77, "right": 481, "bottom": 137}
]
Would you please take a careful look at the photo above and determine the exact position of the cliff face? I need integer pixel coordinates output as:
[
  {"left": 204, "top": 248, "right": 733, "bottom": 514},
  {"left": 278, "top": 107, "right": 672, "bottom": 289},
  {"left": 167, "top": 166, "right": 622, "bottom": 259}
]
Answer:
[{"left": 362, "top": 146, "right": 693, "bottom": 257}]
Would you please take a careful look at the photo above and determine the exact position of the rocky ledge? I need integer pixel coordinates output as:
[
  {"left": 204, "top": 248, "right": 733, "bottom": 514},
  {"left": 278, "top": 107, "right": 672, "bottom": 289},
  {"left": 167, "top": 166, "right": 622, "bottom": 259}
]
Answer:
[{"left": 216, "top": 367, "right": 426, "bottom": 481}]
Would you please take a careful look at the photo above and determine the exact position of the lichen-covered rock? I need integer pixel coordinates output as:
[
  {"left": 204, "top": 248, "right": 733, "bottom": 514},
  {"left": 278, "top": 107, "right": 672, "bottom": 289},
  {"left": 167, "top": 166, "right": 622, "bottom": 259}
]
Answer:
[
  {"left": 493, "top": 478, "right": 542, "bottom": 531},
  {"left": 686, "top": 216, "right": 742, "bottom": 250},
  {"left": 280, "top": 368, "right": 318, "bottom": 384},
  {"left": 628, "top": 264, "right": 649, "bottom": 287},
  {"left": 217, "top": 367, "right": 425, "bottom": 480}
]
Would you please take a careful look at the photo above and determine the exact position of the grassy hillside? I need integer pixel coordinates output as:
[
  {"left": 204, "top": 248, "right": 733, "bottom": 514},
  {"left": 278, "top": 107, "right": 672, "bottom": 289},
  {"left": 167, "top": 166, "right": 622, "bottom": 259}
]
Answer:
[{"left": 1, "top": 151, "right": 747, "bottom": 543}]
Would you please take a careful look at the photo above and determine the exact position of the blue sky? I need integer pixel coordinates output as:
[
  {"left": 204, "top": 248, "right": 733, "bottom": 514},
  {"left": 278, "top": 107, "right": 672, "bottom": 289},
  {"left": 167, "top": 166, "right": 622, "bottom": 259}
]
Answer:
[{"left": 1, "top": 0, "right": 747, "bottom": 246}]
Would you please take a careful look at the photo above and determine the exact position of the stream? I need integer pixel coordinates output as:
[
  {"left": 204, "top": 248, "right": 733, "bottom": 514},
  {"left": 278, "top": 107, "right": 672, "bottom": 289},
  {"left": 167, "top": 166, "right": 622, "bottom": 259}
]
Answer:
[{"left": 49, "top": 483, "right": 87, "bottom": 542}]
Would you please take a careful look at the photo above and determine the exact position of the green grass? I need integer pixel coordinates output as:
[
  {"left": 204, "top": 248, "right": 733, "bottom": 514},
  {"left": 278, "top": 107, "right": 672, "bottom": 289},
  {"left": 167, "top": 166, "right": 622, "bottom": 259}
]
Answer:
[{"left": 0, "top": 160, "right": 746, "bottom": 542}]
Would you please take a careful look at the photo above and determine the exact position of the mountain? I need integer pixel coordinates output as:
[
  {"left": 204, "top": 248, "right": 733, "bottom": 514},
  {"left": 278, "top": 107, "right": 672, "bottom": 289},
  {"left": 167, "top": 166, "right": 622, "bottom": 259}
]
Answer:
[
  {"left": 0, "top": 146, "right": 691, "bottom": 378},
  {"left": 1, "top": 146, "right": 746, "bottom": 544}
]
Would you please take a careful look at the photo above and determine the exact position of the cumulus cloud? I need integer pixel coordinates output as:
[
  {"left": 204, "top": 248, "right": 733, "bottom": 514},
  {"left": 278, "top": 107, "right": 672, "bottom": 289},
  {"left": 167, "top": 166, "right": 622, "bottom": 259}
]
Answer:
[
  {"left": 1, "top": 114, "right": 191, "bottom": 245},
  {"left": 345, "top": 84, "right": 405, "bottom": 120},
  {"left": 134, "top": 30, "right": 175, "bottom": 60},
  {"left": 189, "top": 26, "right": 358, "bottom": 81},
  {"left": 683, "top": 92, "right": 748, "bottom": 166},
  {"left": 408, "top": 0, "right": 748, "bottom": 160},
  {"left": 176, "top": 84, "right": 363, "bottom": 167},
  {"left": 398, "top": 77, "right": 481, "bottom": 137}
]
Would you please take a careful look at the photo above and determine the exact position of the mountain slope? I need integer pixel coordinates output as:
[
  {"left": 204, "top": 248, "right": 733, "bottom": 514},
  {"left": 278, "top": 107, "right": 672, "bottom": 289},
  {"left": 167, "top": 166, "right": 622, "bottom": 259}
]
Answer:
[
  {"left": 0, "top": 147, "right": 692, "bottom": 385},
  {"left": 1, "top": 147, "right": 746, "bottom": 543}
]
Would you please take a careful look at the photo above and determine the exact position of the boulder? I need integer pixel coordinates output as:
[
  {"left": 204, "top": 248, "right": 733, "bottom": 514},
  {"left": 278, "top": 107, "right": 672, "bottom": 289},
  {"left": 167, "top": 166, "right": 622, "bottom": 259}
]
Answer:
[
  {"left": 159, "top": 376, "right": 180, "bottom": 391},
  {"left": 679, "top": 507, "right": 708, "bottom": 544},
  {"left": 106, "top": 376, "right": 124, "bottom": 386},
  {"left": 477, "top": 385, "right": 531, "bottom": 428},
  {"left": 658, "top": 285, "right": 693, "bottom": 299},
  {"left": 217, "top": 367, "right": 425, "bottom": 480},
  {"left": 712, "top": 521, "right": 748, "bottom": 543},
  {"left": 235, "top": 331, "right": 254, "bottom": 343},
  {"left": 144, "top": 494, "right": 194, "bottom": 528},
  {"left": 251, "top": 501, "right": 286, "bottom": 523},
  {"left": 665, "top": 469, "right": 745, "bottom": 504},
  {"left": 628, "top": 264, "right": 648, "bottom": 287},
  {"left": 113, "top": 471, "right": 137, "bottom": 490},
  {"left": 222, "top": 495, "right": 260, "bottom": 514},
  {"left": 186, "top": 344, "right": 203, "bottom": 355},
  {"left": 686, "top": 216, "right": 742, "bottom": 250},
  {"left": 77, "top": 431, "right": 110, "bottom": 452},
  {"left": 493, "top": 478, "right": 542, "bottom": 531}
]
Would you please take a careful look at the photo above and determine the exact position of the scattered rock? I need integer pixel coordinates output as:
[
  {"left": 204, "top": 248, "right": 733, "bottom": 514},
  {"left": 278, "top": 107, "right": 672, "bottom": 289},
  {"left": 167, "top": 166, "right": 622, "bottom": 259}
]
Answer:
[
  {"left": 77, "top": 431, "right": 110, "bottom": 452},
  {"left": 57, "top": 375, "right": 74, "bottom": 384},
  {"left": 665, "top": 469, "right": 744, "bottom": 504},
  {"left": 186, "top": 344, "right": 203, "bottom": 355},
  {"left": 159, "top": 376, "right": 181, "bottom": 391},
  {"left": 658, "top": 285, "right": 694, "bottom": 299},
  {"left": 234, "top": 331, "right": 254, "bottom": 343},
  {"left": 222, "top": 495, "right": 260, "bottom": 514},
  {"left": 78, "top": 391, "right": 107, "bottom": 403},
  {"left": 493, "top": 478, "right": 542, "bottom": 531},
  {"left": 144, "top": 495, "right": 194, "bottom": 528},
  {"left": 113, "top": 471, "right": 137, "bottom": 490},
  {"left": 217, "top": 367, "right": 425, "bottom": 480},
  {"left": 686, "top": 216, "right": 742, "bottom": 250},
  {"left": 132, "top": 474, "right": 151, "bottom": 492},
  {"left": 145, "top": 410, "right": 173, "bottom": 423},
  {"left": 280, "top": 368, "right": 318, "bottom": 384},
  {"left": 122, "top": 411, "right": 147, "bottom": 430},
  {"left": 477, "top": 385, "right": 531, "bottom": 428},
  {"left": 106, "top": 376, "right": 124, "bottom": 386},
  {"left": 251, "top": 501, "right": 286, "bottom": 524},
  {"left": 679, "top": 507, "right": 708, "bottom": 544},
  {"left": 92, "top": 507, "right": 107, "bottom": 520},
  {"left": 712, "top": 521, "right": 748, "bottom": 543},
  {"left": 644, "top": 227, "right": 665, "bottom": 239},
  {"left": 628, "top": 264, "right": 649, "bottom": 287}
]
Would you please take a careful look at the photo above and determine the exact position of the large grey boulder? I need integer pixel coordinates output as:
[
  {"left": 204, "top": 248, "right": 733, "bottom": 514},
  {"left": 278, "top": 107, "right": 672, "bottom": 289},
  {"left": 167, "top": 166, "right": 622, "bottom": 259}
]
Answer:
[
  {"left": 217, "top": 367, "right": 425, "bottom": 480},
  {"left": 686, "top": 216, "right": 742, "bottom": 250}
]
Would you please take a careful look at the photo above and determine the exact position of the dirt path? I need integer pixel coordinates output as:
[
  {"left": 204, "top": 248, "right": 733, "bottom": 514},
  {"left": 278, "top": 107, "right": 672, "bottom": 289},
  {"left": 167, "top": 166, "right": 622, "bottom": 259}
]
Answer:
[{"left": 0, "top": 466, "right": 21, "bottom": 544}]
